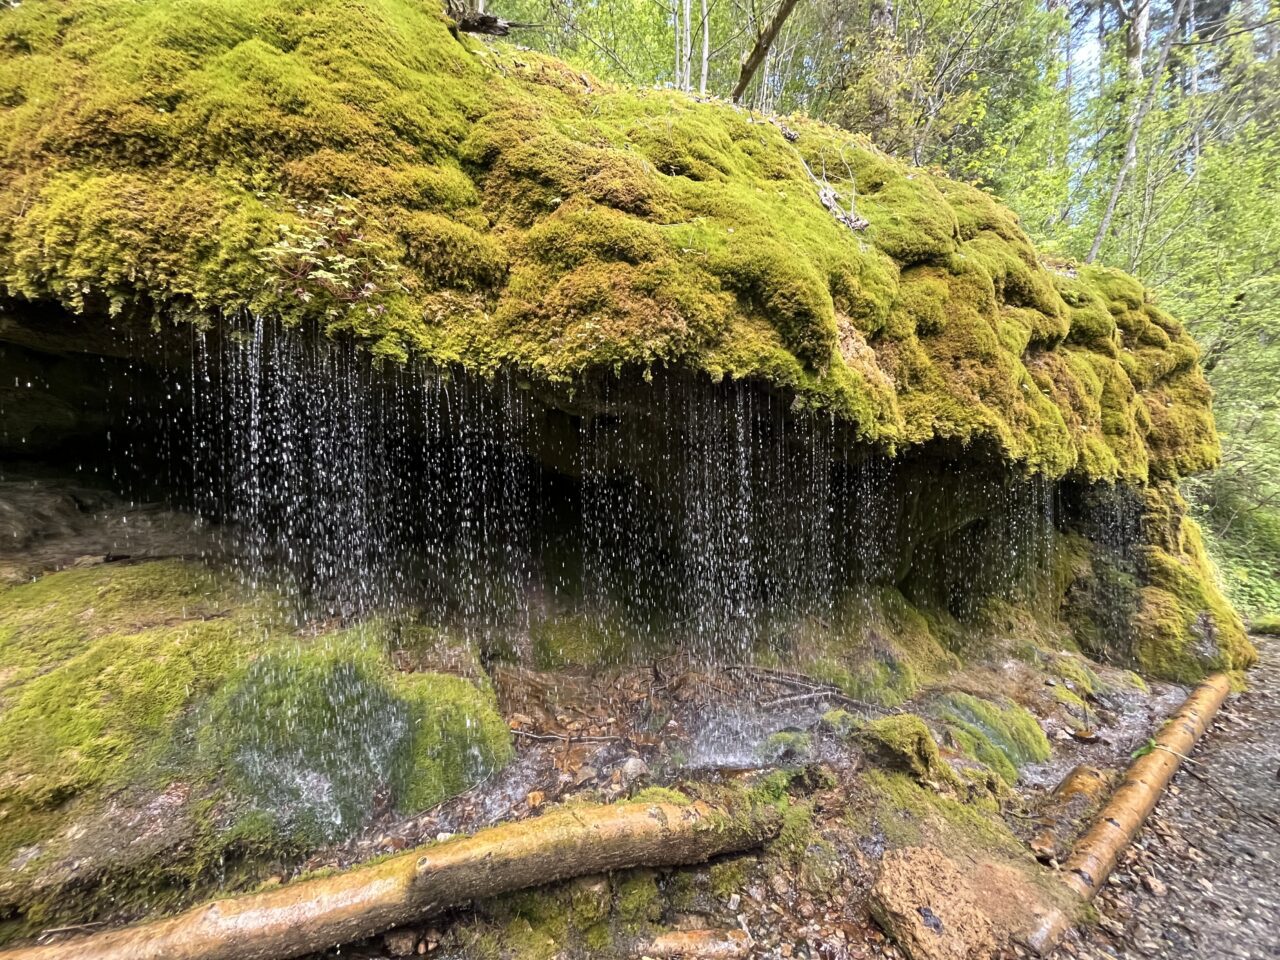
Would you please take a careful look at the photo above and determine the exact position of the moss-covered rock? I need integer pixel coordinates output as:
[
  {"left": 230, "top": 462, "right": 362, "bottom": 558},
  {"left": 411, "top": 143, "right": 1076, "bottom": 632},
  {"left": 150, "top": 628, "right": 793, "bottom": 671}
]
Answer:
[
  {"left": 1060, "top": 483, "right": 1253, "bottom": 681},
  {"left": 1131, "top": 484, "right": 1255, "bottom": 679},
  {"left": 855, "top": 715, "right": 962, "bottom": 789},
  {"left": 200, "top": 628, "right": 511, "bottom": 842},
  {"left": 0, "top": 560, "right": 511, "bottom": 938},
  {"left": 933, "top": 693, "right": 1050, "bottom": 784},
  {"left": 0, "top": 0, "right": 1218, "bottom": 484}
]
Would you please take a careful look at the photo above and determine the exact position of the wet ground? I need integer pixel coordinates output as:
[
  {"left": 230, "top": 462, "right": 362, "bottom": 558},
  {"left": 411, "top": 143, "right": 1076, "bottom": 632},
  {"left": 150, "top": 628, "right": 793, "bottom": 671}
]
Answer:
[{"left": 1069, "top": 634, "right": 1280, "bottom": 960}]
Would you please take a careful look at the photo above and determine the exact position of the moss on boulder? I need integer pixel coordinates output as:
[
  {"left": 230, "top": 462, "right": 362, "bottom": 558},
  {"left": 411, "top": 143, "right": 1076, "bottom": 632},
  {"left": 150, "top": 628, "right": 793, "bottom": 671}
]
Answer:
[
  {"left": 933, "top": 693, "right": 1050, "bottom": 784},
  {"left": 856, "top": 715, "right": 962, "bottom": 789},
  {"left": 0, "top": 560, "right": 510, "bottom": 938},
  {"left": 0, "top": 0, "right": 1218, "bottom": 483}
]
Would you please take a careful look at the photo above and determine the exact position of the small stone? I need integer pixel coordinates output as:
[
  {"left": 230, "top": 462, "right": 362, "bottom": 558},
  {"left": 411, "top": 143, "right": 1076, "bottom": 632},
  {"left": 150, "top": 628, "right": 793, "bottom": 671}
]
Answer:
[
  {"left": 619, "top": 756, "right": 650, "bottom": 786},
  {"left": 1142, "top": 875, "right": 1167, "bottom": 897},
  {"left": 1098, "top": 914, "right": 1125, "bottom": 937},
  {"left": 728, "top": 893, "right": 741, "bottom": 911}
]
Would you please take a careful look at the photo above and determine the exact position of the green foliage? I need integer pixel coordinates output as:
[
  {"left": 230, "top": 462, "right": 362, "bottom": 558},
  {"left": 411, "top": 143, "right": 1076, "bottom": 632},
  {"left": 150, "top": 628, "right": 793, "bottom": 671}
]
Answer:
[
  {"left": 1251, "top": 614, "right": 1280, "bottom": 635},
  {"left": 257, "top": 195, "right": 402, "bottom": 323}
]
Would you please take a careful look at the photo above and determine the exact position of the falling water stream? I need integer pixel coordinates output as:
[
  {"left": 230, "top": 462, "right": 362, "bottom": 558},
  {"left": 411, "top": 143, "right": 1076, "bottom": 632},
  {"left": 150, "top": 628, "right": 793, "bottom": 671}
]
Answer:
[{"left": 98, "top": 318, "right": 1065, "bottom": 665}]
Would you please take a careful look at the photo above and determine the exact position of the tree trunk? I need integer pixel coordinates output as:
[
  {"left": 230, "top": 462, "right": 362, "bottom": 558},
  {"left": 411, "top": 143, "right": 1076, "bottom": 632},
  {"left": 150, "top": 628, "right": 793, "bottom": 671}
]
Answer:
[
  {"left": 731, "top": 0, "right": 801, "bottom": 104},
  {"left": 1023, "top": 673, "right": 1232, "bottom": 955},
  {"left": 1125, "top": 0, "right": 1149, "bottom": 86},
  {"left": 699, "top": 0, "right": 710, "bottom": 95},
  {"left": 0, "top": 801, "right": 780, "bottom": 960},
  {"left": 674, "top": 0, "right": 683, "bottom": 88},
  {"left": 1086, "top": 0, "right": 1189, "bottom": 264},
  {"left": 683, "top": 0, "right": 693, "bottom": 90}
]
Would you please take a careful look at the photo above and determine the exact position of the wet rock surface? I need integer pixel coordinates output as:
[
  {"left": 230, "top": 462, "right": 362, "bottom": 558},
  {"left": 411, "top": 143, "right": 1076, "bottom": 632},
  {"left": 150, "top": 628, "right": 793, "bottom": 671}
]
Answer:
[
  {"left": 1071, "top": 635, "right": 1280, "bottom": 960},
  {"left": 870, "top": 848, "right": 995, "bottom": 960}
]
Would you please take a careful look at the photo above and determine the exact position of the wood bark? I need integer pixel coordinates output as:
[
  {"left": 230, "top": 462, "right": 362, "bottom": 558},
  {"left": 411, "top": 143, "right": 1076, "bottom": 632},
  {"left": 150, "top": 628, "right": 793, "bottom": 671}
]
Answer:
[
  {"left": 635, "top": 928, "right": 752, "bottom": 957},
  {"left": 699, "top": 0, "right": 710, "bottom": 95},
  {"left": 1022, "top": 672, "right": 1232, "bottom": 954},
  {"left": 1026, "top": 765, "right": 1111, "bottom": 864},
  {"left": 730, "top": 0, "right": 801, "bottom": 104},
  {"left": 0, "top": 801, "right": 780, "bottom": 960}
]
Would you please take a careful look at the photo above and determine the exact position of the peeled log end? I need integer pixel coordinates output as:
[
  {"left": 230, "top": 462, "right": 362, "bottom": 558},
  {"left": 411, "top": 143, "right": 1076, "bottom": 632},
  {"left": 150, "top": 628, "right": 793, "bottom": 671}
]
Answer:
[
  {"left": 0, "top": 800, "right": 781, "bottom": 960},
  {"left": 634, "top": 929, "right": 752, "bottom": 958}
]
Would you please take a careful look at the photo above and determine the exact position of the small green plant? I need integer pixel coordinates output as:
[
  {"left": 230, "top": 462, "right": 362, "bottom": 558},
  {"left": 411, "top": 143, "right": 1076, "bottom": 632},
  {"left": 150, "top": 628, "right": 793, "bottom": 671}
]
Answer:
[{"left": 257, "top": 195, "right": 400, "bottom": 322}]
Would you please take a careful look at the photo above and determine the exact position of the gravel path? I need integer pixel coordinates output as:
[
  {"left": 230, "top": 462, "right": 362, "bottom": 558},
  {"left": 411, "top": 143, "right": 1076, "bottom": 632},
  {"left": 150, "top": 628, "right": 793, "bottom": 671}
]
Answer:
[{"left": 1070, "top": 635, "right": 1280, "bottom": 960}]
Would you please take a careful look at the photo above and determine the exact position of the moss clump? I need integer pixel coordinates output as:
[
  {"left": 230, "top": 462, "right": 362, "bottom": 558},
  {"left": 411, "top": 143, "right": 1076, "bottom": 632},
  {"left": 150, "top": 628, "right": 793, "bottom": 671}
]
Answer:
[
  {"left": 527, "top": 608, "right": 651, "bottom": 669},
  {"left": 933, "top": 693, "right": 1050, "bottom": 784},
  {"left": 1131, "top": 485, "right": 1255, "bottom": 680},
  {"left": 857, "top": 769, "right": 1021, "bottom": 855},
  {"left": 1051, "top": 653, "right": 1104, "bottom": 697},
  {"left": 758, "top": 730, "right": 813, "bottom": 763},
  {"left": 0, "top": 562, "right": 266, "bottom": 818},
  {"left": 201, "top": 628, "right": 512, "bottom": 842},
  {"left": 629, "top": 786, "right": 691, "bottom": 806},
  {"left": 781, "top": 586, "right": 958, "bottom": 708},
  {"left": 1251, "top": 614, "right": 1280, "bottom": 635},
  {"left": 820, "top": 709, "right": 858, "bottom": 736},
  {"left": 0, "top": 0, "right": 1219, "bottom": 485},
  {"left": 708, "top": 857, "right": 753, "bottom": 900},
  {"left": 856, "top": 714, "right": 961, "bottom": 789},
  {"left": 614, "top": 869, "right": 662, "bottom": 929}
]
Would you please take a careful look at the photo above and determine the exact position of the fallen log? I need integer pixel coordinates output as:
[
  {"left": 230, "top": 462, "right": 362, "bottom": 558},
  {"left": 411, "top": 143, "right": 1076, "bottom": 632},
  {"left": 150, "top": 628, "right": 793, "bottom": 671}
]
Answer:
[
  {"left": 1021, "top": 672, "right": 1233, "bottom": 954},
  {"left": 1026, "top": 765, "right": 1112, "bottom": 864},
  {"left": 1, "top": 800, "right": 780, "bottom": 960},
  {"left": 634, "top": 929, "right": 752, "bottom": 958}
]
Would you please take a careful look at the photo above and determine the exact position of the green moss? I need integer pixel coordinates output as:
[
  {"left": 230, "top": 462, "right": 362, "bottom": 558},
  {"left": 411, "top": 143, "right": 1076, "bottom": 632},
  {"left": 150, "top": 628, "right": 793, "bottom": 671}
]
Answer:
[
  {"left": 0, "top": 562, "right": 267, "bottom": 815},
  {"left": 0, "top": 0, "right": 1218, "bottom": 485},
  {"left": 933, "top": 693, "right": 1050, "bottom": 784},
  {"left": 0, "top": 560, "right": 512, "bottom": 937},
  {"left": 757, "top": 730, "right": 813, "bottom": 763},
  {"left": 629, "top": 786, "right": 691, "bottom": 806},
  {"left": 708, "top": 857, "right": 753, "bottom": 899},
  {"left": 1131, "top": 485, "right": 1255, "bottom": 680},
  {"left": 858, "top": 769, "right": 1020, "bottom": 855},
  {"left": 1251, "top": 614, "right": 1280, "bottom": 635},
  {"left": 1053, "top": 654, "right": 1102, "bottom": 695},
  {"left": 820, "top": 709, "right": 858, "bottom": 736},
  {"left": 779, "top": 586, "right": 957, "bottom": 708},
  {"left": 527, "top": 608, "right": 656, "bottom": 669},
  {"left": 856, "top": 714, "right": 962, "bottom": 788},
  {"left": 200, "top": 628, "right": 511, "bottom": 842},
  {"left": 614, "top": 869, "right": 661, "bottom": 929}
]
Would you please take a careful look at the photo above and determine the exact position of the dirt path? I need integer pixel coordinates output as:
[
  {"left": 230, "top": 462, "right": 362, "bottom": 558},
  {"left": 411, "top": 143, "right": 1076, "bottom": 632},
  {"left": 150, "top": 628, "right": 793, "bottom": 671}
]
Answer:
[{"left": 1072, "top": 635, "right": 1280, "bottom": 960}]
